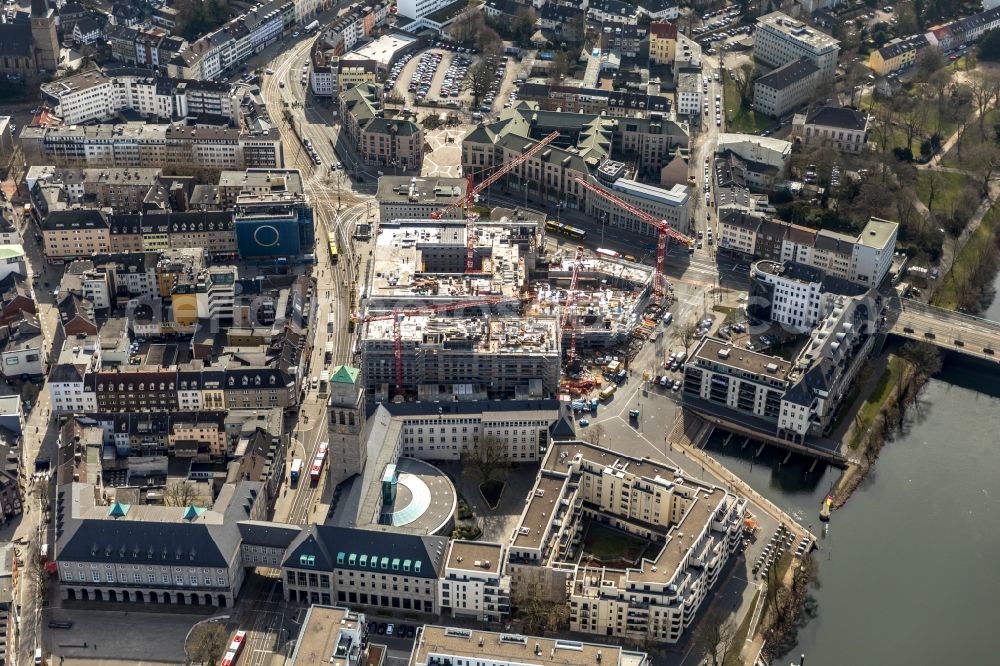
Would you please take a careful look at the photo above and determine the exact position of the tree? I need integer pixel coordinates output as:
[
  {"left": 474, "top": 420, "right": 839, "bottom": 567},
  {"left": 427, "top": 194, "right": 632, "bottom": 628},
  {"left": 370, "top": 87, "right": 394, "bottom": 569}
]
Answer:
[
  {"left": 731, "top": 63, "right": 756, "bottom": 106},
  {"left": 915, "top": 46, "right": 946, "bottom": 79},
  {"left": 512, "top": 581, "right": 570, "bottom": 634},
  {"left": 163, "top": 480, "right": 201, "bottom": 507},
  {"left": 548, "top": 51, "right": 570, "bottom": 85},
  {"left": 467, "top": 54, "right": 498, "bottom": 108},
  {"left": 693, "top": 616, "right": 740, "bottom": 666},
  {"left": 978, "top": 28, "right": 1000, "bottom": 62},
  {"left": 899, "top": 342, "right": 943, "bottom": 379},
  {"left": 450, "top": 13, "right": 501, "bottom": 52},
  {"left": 968, "top": 142, "right": 1000, "bottom": 194},
  {"left": 901, "top": 103, "right": 929, "bottom": 155},
  {"left": 581, "top": 422, "right": 604, "bottom": 446},
  {"left": 679, "top": 318, "right": 700, "bottom": 352},
  {"left": 187, "top": 623, "right": 229, "bottom": 665},
  {"left": 461, "top": 435, "right": 506, "bottom": 486},
  {"left": 968, "top": 71, "right": 1000, "bottom": 135}
]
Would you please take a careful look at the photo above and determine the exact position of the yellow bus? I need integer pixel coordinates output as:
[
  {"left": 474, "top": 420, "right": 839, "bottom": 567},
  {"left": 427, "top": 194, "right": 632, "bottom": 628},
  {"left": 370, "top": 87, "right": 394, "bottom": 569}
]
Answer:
[{"left": 327, "top": 231, "right": 338, "bottom": 262}]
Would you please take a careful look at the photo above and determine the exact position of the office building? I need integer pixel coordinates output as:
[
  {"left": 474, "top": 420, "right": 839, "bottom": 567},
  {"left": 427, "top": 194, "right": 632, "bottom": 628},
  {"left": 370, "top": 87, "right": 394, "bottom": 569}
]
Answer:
[
  {"left": 439, "top": 541, "right": 510, "bottom": 623},
  {"left": 376, "top": 176, "right": 467, "bottom": 220},
  {"left": 754, "top": 12, "right": 840, "bottom": 82},
  {"left": 752, "top": 58, "right": 820, "bottom": 118},
  {"left": 587, "top": 163, "right": 692, "bottom": 236}
]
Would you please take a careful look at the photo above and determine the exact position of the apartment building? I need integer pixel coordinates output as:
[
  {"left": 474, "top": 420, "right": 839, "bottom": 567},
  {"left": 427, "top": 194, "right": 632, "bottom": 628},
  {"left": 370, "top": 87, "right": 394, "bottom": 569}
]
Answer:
[
  {"left": 588, "top": 0, "right": 640, "bottom": 25},
  {"left": 40, "top": 68, "right": 246, "bottom": 125},
  {"left": 166, "top": 0, "right": 295, "bottom": 81},
  {"left": 676, "top": 72, "right": 702, "bottom": 117},
  {"left": 782, "top": 218, "right": 898, "bottom": 287},
  {"left": 339, "top": 83, "right": 424, "bottom": 171},
  {"left": 376, "top": 176, "right": 466, "bottom": 220},
  {"left": 109, "top": 212, "right": 237, "bottom": 256},
  {"left": 27, "top": 166, "right": 167, "bottom": 214},
  {"left": 317, "top": 1, "right": 390, "bottom": 56},
  {"left": 778, "top": 291, "right": 881, "bottom": 441},
  {"left": 754, "top": 12, "right": 840, "bottom": 83},
  {"left": 19, "top": 123, "right": 284, "bottom": 171},
  {"left": 506, "top": 441, "right": 746, "bottom": 644},
  {"left": 361, "top": 316, "right": 561, "bottom": 401},
  {"left": 791, "top": 106, "right": 870, "bottom": 153},
  {"left": 281, "top": 525, "right": 446, "bottom": 613},
  {"left": 49, "top": 338, "right": 101, "bottom": 414},
  {"left": 287, "top": 606, "right": 374, "bottom": 666},
  {"left": 439, "top": 541, "right": 510, "bottom": 622},
  {"left": 867, "top": 34, "right": 929, "bottom": 76},
  {"left": 752, "top": 58, "right": 820, "bottom": 118},
  {"left": 649, "top": 21, "right": 677, "bottom": 65},
  {"left": 41, "top": 210, "right": 112, "bottom": 260},
  {"left": 390, "top": 399, "right": 564, "bottom": 462},
  {"left": 748, "top": 260, "right": 865, "bottom": 332},
  {"left": 683, "top": 337, "right": 790, "bottom": 422}
]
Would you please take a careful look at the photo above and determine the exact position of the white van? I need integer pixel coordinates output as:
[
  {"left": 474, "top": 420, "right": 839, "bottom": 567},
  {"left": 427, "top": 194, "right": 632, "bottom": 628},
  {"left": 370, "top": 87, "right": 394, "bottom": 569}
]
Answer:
[{"left": 663, "top": 312, "right": 673, "bottom": 326}]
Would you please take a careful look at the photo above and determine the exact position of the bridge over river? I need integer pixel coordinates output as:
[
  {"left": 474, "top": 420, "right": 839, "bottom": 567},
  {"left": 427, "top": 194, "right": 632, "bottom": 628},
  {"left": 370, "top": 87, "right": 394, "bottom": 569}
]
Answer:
[{"left": 887, "top": 299, "right": 1000, "bottom": 363}]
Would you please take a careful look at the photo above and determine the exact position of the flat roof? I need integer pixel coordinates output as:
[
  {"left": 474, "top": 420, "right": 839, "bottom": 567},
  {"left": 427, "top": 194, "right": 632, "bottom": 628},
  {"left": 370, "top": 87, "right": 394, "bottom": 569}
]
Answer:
[
  {"left": 445, "top": 541, "right": 503, "bottom": 574},
  {"left": 290, "top": 605, "right": 364, "bottom": 666},
  {"left": 692, "top": 336, "right": 792, "bottom": 377},
  {"left": 757, "top": 11, "right": 839, "bottom": 51},
  {"left": 859, "top": 217, "right": 898, "bottom": 249},
  {"left": 375, "top": 176, "right": 466, "bottom": 206},
  {"left": 411, "top": 625, "right": 636, "bottom": 666},
  {"left": 342, "top": 32, "right": 417, "bottom": 67},
  {"left": 612, "top": 179, "right": 689, "bottom": 207},
  {"left": 512, "top": 473, "right": 568, "bottom": 550}
]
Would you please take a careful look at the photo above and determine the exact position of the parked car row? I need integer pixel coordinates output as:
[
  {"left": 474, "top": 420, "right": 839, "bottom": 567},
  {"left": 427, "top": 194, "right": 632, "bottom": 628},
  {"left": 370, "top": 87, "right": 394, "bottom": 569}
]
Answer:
[
  {"left": 409, "top": 51, "right": 443, "bottom": 101},
  {"left": 367, "top": 621, "right": 417, "bottom": 638},
  {"left": 439, "top": 55, "right": 471, "bottom": 99},
  {"left": 477, "top": 54, "right": 509, "bottom": 114},
  {"left": 384, "top": 51, "right": 416, "bottom": 92}
]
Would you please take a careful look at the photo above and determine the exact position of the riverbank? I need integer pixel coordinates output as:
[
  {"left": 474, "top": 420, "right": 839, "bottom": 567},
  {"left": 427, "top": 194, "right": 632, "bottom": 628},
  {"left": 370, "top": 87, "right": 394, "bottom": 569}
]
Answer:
[{"left": 830, "top": 197, "right": 1000, "bottom": 509}]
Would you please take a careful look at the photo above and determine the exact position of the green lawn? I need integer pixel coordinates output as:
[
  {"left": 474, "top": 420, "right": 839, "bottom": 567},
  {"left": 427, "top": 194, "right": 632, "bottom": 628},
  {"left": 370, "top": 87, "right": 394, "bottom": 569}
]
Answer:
[
  {"left": 850, "top": 357, "right": 904, "bottom": 449},
  {"left": 580, "top": 522, "right": 648, "bottom": 565},
  {"left": 722, "top": 71, "right": 773, "bottom": 134},
  {"left": 915, "top": 171, "right": 966, "bottom": 214},
  {"left": 724, "top": 589, "right": 761, "bottom": 666},
  {"left": 932, "top": 201, "right": 1000, "bottom": 310}
]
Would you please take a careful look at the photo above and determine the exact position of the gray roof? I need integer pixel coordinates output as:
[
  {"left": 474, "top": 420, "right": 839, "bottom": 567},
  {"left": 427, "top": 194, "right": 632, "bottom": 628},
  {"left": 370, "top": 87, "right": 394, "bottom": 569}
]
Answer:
[
  {"left": 805, "top": 106, "right": 867, "bottom": 131},
  {"left": 283, "top": 525, "right": 448, "bottom": 578},
  {"left": 237, "top": 520, "right": 302, "bottom": 549},
  {"left": 756, "top": 58, "right": 818, "bottom": 91}
]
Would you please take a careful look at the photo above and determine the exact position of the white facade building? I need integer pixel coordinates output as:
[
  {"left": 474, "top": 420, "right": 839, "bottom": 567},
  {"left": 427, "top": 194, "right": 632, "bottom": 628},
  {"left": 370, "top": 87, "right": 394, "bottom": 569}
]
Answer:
[
  {"left": 754, "top": 12, "right": 840, "bottom": 83},
  {"left": 586, "top": 175, "right": 692, "bottom": 236},
  {"left": 439, "top": 541, "right": 510, "bottom": 623},
  {"left": 49, "top": 338, "right": 102, "bottom": 414}
]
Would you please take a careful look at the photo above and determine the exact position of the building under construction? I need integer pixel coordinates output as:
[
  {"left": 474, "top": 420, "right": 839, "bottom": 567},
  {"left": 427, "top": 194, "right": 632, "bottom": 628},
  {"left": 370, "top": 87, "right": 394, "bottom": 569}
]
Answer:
[{"left": 358, "top": 209, "right": 653, "bottom": 402}]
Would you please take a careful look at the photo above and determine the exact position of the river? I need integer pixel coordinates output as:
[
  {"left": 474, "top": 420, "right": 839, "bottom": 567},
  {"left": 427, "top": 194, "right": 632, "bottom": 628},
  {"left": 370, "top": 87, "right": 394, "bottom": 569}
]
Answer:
[{"left": 706, "top": 351, "right": 1000, "bottom": 664}]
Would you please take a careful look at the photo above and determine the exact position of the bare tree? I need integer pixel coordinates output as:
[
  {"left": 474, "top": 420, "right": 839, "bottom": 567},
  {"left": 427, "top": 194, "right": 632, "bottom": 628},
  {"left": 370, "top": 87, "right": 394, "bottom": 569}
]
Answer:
[
  {"left": 901, "top": 103, "right": 929, "bottom": 153},
  {"left": 164, "top": 480, "right": 201, "bottom": 507},
  {"left": 731, "top": 63, "right": 756, "bottom": 106},
  {"left": 915, "top": 46, "right": 946, "bottom": 79},
  {"left": 693, "top": 616, "right": 740, "bottom": 666},
  {"left": 968, "top": 71, "right": 1000, "bottom": 135},
  {"left": 581, "top": 422, "right": 605, "bottom": 446},
  {"left": 968, "top": 142, "right": 1000, "bottom": 194},
  {"left": 512, "top": 580, "right": 570, "bottom": 634},
  {"left": 461, "top": 435, "right": 506, "bottom": 485},
  {"left": 679, "top": 319, "right": 700, "bottom": 352},
  {"left": 467, "top": 54, "right": 499, "bottom": 108},
  {"left": 187, "top": 622, "right": 229, "bottom": 665}
]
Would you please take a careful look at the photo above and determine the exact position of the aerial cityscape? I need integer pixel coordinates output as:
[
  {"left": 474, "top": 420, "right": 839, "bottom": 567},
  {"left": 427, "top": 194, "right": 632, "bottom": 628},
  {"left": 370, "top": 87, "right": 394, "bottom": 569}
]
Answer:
[{"left": 0, "top": 0, "right": 998, "bottom": 663}]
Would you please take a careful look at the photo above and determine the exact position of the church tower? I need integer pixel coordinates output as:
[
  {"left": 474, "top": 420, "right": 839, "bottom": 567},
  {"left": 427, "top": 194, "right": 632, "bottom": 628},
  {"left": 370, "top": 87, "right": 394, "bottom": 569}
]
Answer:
[
  {"left": 326, "top": 365, "right": 367, "bottom": 488},
  {"left": 30, "top": 0, "right": 59, "bottom": 73}
]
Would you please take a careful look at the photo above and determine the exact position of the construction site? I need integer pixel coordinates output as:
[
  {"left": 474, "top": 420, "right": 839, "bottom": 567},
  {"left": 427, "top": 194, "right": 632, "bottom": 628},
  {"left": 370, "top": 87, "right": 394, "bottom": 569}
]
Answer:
[{"left": 358, "top": 128, "right": 690, "bottom": 404}]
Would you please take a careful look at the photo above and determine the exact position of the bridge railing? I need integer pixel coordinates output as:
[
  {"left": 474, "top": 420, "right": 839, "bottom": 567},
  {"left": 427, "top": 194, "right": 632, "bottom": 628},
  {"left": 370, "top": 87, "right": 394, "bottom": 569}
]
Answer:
[{"left": 897, "top": 298, "right": 1000, "bottom": 332}]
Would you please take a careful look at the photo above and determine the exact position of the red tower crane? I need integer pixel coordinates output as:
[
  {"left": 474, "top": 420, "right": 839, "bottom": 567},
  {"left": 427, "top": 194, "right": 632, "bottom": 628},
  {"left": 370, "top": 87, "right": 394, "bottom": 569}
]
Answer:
[
  {"left": 431, "top": 131, "right": 561, "bottom": 272},
  {"left": 573, "top": 176, "right": 693, "bottom": 298},
  {"left": 561, "top": 245, "right": 585, "bottom": 361},
  {"left": 351, "top": 297, "right": 520, "bottom": 397}
]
